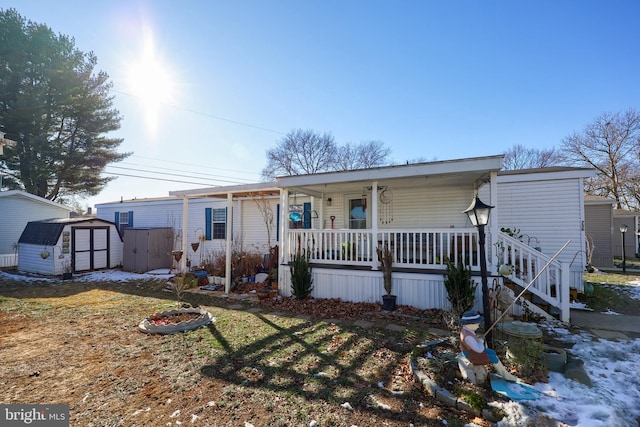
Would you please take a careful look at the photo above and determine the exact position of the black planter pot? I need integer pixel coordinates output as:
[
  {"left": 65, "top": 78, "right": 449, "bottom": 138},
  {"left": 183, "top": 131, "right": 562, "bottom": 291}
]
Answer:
[
  {"left": 382, "top": 294, "right": 397, "bottom": 311},
  {"left": 62, "top": 272, "right": 72, "bottom": 280}
]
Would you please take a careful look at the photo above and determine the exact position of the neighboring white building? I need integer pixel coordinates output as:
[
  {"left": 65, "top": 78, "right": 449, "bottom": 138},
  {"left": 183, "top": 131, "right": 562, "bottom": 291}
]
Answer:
[
  {"left": 0, "top": 190, "right": 73, "bottom": 268},
  {"left": 96, "top": 184, "right": 281, "bottom": 269}
]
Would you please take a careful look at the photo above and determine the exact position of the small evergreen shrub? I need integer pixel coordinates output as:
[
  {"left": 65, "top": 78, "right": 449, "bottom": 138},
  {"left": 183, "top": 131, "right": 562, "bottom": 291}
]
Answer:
[
  {"left": 290, "top": 251, "right": 313, "bottom": 299},
  {"left": 443, "top": 261, "right": 477, "bottom": 318}
]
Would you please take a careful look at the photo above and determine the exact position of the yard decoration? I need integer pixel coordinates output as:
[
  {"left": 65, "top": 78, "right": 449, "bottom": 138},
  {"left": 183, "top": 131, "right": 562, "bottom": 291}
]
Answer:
[
  {"left": 62, "top": 259, "right": 73, "bottom": 280},
  {"left": 40, "top": 250, "right": 50, "bottom": 259},
  {"left": 138, "top": 306, "right": 214, "bottom": 334},
  {"left": 377, "top": 243, "right": 396, "bottom": 311},
  {"left": 172, "top": 250, "right": 183, "bottom": 262}
]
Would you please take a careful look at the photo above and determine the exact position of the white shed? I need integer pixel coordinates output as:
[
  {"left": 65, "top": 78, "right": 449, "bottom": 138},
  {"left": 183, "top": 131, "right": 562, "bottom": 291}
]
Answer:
[{"left": 17, "top": 218, "right": 123, "bottom": 276}]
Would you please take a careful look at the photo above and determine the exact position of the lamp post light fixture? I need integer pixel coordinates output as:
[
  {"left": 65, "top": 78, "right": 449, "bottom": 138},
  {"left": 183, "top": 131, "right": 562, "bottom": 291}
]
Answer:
[
  {"left": 620, "top": 224, "right": 628, "bottom": 274},
  {"left": 463, "top": 195, "right": 495, "bottom": 348}
]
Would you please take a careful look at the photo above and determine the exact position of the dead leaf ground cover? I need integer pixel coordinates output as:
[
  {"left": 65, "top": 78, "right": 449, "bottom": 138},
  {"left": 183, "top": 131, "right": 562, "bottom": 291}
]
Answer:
[{"left": 0, "top": 276, "right": 490, "bottom": 427}]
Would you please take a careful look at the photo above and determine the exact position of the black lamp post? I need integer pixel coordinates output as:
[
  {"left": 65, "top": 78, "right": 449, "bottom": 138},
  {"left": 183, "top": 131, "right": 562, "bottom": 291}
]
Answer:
[
  {"left": 463, "top": 195, "right": 495, "bottom": 348},
  {"left": 620, "top": 224, "right": 628, "bottom": 274}
]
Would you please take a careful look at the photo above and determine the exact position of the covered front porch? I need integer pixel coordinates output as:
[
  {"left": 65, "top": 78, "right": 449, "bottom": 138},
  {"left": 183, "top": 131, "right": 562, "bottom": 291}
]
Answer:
[{"left": 276, "top": 156, "right": 571, "bottom": 322}]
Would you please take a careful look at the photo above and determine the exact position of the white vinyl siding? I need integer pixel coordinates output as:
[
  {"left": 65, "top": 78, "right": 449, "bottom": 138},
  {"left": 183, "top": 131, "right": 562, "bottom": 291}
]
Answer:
[
  {"left": 320, "top": 186, "right": 475, "bottom": 231},
  {"left": 279, "top": 266, "right": 484, "bottom": 312},
  {"left": 97, "top": 197, "right": 279, "bottom": 256},
  {"left": 497, "top": 177, "right": 586, "bottom": 288},
  {"left": 238, "top": 198, "right": 279, "bottom": 254},
  {"left": 0, "top": 192, "right": 71, "bottom": 255}
]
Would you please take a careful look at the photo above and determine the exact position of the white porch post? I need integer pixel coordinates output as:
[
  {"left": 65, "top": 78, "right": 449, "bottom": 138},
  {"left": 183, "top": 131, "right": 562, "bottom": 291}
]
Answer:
[
  {"left": 318, "top": 195, "right": 324, "bottom": 229},
  {"left": 488, "top": 171, "right": 498, "bottom": 272},
  {"left": 180, "top": 196, "right": 189, "bottom": 273},
  {"left": 225, "top": 192, "right": 233, "bottom": 294},
  {"left": 280, "top": 190, "right": 289, "bottom": 265},
  {"left": 371, "top": 181, "right": 379, "bottom": 270}
]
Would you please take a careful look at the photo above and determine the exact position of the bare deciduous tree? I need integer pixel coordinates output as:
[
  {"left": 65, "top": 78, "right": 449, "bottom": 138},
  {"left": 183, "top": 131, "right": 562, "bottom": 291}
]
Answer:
[
  {"left": 261, "top": 129, "right": 337, "bottom": 180},
  {"left": 334, "top": 140, "right": 390, "bottom": 171},
  {"left": 249, "top": 191, "right": 274, "bottom": 250},
  {"left": 502, "top": 144, "right": 564, "bottom": 170},
  {"left": 561, "top": 108, "right": 640, "bottom": 209}
]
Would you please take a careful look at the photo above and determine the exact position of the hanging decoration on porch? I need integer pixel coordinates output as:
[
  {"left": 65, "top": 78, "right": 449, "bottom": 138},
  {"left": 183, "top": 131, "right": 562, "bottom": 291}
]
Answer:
[
  {"left": 361, "top": 187, "right": 368, "bottom": 211},
  {"left": 379, "top": 187, "right": 394, "bottom": 224}
]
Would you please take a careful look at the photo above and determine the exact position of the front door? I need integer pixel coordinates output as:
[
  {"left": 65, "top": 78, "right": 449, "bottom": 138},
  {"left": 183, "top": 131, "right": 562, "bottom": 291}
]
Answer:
[{"left": 348, "top": 198, "right": 367, "bottom": 229}]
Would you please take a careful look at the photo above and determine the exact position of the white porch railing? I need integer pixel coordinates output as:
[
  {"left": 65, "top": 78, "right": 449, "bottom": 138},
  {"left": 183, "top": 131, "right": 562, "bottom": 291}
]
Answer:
[
  {"left": 285, "top": 228, "right": 481, "bottom": 269},
  {"left": 285, "top": 229, "right": 571, "bottom": 322},
  {"left": 0, "top": 253, "right": 17, "bottom": 268},
  {"left": 495, "top": 233, "right": 570, "bottom": 322}
]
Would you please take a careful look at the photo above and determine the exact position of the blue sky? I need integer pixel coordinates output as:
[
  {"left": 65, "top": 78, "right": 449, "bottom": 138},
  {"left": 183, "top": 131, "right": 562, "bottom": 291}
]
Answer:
[{"left": 1, "top": 0, "right": 638, "bottom": 209}]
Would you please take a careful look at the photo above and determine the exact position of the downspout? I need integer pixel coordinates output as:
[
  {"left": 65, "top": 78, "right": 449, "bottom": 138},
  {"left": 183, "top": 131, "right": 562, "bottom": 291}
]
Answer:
[
  {"left": 181, "top": 196, "right": 189, "bottom": 273},
  {"left": 225, "top": 192, "right": 233, "bottom": 294}
]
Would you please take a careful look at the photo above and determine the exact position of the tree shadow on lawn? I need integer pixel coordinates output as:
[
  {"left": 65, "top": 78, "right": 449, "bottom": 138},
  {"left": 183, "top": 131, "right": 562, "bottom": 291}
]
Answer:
[
  {"left": 0, "top": 275, "right": 456, "bottom": 424},
  {"left": 200, "top": 311, "right": 437, "bottom": 425}
]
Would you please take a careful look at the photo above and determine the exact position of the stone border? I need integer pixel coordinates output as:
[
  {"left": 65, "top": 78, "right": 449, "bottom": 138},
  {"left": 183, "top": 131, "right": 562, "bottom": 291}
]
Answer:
[
  {"left": 138, "top": 307, "right": 215, "bottom": 334},
  {"left": 409, "top": 351, "right": 501, "bottom": 423}
]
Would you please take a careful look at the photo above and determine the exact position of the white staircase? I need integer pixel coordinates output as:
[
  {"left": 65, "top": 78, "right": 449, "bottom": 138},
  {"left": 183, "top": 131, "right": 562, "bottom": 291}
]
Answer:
[{"left": 494, "top": 233, "right": 571, "bottom": 322}]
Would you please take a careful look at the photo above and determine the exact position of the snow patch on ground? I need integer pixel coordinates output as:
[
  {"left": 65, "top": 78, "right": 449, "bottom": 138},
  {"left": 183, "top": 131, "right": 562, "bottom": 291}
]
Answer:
[
  {"left": 496, "top": 322, "right": 640, "bottom": 427},
  {"left": 626, "top": 278, "right": 640, "bottom": 300},
  {"left": 0, "top": 268, "right": 174, "bottom": 283}
]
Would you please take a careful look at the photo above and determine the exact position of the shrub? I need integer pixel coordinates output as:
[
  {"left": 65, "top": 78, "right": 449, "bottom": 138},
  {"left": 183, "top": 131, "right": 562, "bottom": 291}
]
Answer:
[
  {"left": 505, "top": 336, "right": 547, "bottom": 378},
  {"left": 290, "top": 251, "right": 313, "bottom": 299},
  {"left": 443, "top": 261, "right": 477, "bottom": 319}
]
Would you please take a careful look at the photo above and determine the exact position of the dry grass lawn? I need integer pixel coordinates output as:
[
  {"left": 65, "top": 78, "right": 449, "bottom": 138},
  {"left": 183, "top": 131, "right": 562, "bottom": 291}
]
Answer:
[{"left": 0, "top": 276, "right": 481, "bottom": 427}]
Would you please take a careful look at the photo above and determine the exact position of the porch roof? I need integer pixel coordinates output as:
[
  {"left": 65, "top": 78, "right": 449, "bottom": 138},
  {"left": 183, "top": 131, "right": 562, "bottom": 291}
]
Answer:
[
  {"left": 168, "top": 181, "right": 279, "bottom": 199},
  {"left": 275, "top": 155, "right": 504, "bottom": 194}
]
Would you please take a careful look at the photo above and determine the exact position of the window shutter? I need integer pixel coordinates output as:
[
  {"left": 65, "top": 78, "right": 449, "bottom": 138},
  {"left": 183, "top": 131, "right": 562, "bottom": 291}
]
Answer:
[
  {"left": 128, "top": 211, "right": 134, "bottom": 227},
  {"left": 205, "top": 208, "right": 212, "bottom": 240},
  {"left": 114, "top": 212, "right": 119, "bottom": 223},
  {"left": 303, "top": 202, "right": 311, "bottom": 229}
]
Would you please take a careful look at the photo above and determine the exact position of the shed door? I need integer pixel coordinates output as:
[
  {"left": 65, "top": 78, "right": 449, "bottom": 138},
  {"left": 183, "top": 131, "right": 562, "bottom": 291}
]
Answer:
[{"left": 72, "top": 227, "right": 110, "bottom": 272}]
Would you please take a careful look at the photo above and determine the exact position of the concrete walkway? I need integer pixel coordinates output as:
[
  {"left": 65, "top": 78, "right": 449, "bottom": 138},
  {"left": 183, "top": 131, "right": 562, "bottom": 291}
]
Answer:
[{"left": 571, "top": 309, "right": 640, "bottom": 339}]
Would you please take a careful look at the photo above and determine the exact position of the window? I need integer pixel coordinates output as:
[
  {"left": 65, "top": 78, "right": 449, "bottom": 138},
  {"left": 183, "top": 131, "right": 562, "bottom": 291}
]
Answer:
[
  {"left": 115, "top": 211, "right": 133, "bottom": 234},
  {"left": 212, "top": 208, "right": 226, "bottom": 239}
]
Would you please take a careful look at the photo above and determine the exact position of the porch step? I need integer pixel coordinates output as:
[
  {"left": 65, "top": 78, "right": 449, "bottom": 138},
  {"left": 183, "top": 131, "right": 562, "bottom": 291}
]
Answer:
[{"left": 499, "top": 282, "right": 556, "bottom": 321}]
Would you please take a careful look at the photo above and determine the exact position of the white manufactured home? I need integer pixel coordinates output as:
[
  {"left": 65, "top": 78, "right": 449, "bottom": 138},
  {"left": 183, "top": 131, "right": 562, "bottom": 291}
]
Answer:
[
  {"left": 166, "top": 156, "right": 594, "bottom": 323},
  {"left": 94, "top": 156, "right": 595, "bottom": 322}
]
